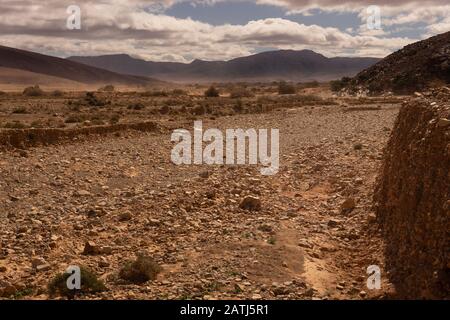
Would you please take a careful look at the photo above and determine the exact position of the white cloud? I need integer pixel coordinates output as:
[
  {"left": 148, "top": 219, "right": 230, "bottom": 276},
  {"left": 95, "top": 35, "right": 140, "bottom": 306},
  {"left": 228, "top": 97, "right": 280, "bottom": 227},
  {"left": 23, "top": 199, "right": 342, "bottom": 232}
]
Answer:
[{"left": 0, "top": 0, "right": 445, "bottom": 62}]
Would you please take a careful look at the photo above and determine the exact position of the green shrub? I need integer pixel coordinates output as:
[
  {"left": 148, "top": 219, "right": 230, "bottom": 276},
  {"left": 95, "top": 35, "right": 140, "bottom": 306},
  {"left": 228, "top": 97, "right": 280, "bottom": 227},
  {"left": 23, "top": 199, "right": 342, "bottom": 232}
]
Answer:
[
  {"left": 98, "top": 84, "right": 115, "bottom": 92},
  {"left": 109, "top": 114, "right": 120, "bottom": 124},
  {"left": 85, "top": 92, "right": 106, "bottom": 106},
  {"left": 301, "top": 81, "right": 320, "bottom": 88},
  {"left": 233, "top": 100, "right": 244, "bottom": 113},
  {"left": 172, "top": 89, "right": 187, "bottom": 96},
  {"left": 4, "top": 121, "right": 27, "bottom": 129},
  {"left": 30, "top": 120, "right": 44, "bottom": 128},
  {"left": 48, "top": 266, "right": 106, "bottom": 298},
  {"left": 119, "top": 255, "right": 161, "bottom": 284},
  {"left": 330, "top": 77, "right": 351, "bottom": 92},
  {"left": 230, "top": 87, "right": 253, "bottom": 98},
  {"left": 391, "top": 73, "right": 420, "bottom": 94},
  {"left": 277, "top": 81, "right": 296, "bottom": 95},
  {"left": 142, "top": 90, "right": 168, "bottom": 97},
  {"left": 65, "top": 115, "right": 84, "bottom": 123},
  {"left": 51, "top": 90, "right": 64, "bottom": 97},
  {"left": 127, "top": 103, "right": 145, "bottom": 110},
  {"left": 23, "top": 85, "right": 44, "bottom": 97},
  {"left": 12, "top": 106, "right": 29, "bottom": 114},
  {"left": 204, "top": 86, "right": 219, "bottom": 98},
  {"left": 192, "top": 105, "right": 206, "bottom": 115}
]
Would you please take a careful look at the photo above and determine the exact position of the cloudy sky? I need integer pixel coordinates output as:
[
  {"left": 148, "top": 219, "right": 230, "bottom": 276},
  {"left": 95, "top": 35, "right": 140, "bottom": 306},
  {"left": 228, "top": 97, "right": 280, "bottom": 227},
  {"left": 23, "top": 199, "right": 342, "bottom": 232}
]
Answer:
[{"left": 0, "top": 0, "right": 448, "bottom": 62}]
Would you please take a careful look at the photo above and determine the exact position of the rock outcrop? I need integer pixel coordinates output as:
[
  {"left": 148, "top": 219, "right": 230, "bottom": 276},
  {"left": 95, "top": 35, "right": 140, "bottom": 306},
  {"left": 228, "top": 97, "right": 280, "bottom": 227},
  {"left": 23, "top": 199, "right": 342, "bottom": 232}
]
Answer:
[
  {"left": 347, "top": 31, "right": 450, "bottom": 95},
  {"left": 374, "top": 87, "right": 450, "bottom": 298}
]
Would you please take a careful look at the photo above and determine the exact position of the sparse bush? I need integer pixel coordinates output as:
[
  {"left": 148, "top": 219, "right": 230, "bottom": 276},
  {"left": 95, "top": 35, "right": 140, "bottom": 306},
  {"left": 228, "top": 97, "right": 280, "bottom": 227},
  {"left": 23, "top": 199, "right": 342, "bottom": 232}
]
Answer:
[
  {"left": 172, "top": 89, "right": 186, "bottom": 96},
  {"left": 142, "top": 90, "right": 168, "bottom": 97},
  {"left": 204, "top": 86, "right": 219, "bottom": 98},
  {"left": 192, "top": 105, "right": 206, "bottom": 115},
  {"left": 233, "top": 100, "right": 244, "bottom": 113},
  {"left": 48, "top": 266, "right": 106, "bottom": 298},
  {"left": 30, "top": 120, "right": 44, "bottom": 128},
  {"left": 127, "top": 103, "right": 145, "bottom": 110},
  {"left": 302, "top": 81, "right": 320, "bottom": 88},
  {"left": 89, "top": 119, "right": 105, "bottom": 126},
  {"left": 23, "top": 85, "right": 44, "bottom": 97},
  {"left": 277, "top": 81, "right": 296, "bottom": 95},
  {"left": 391, "top": 74, "right": 420, "bottom": 94},
  {"left": 85, "top": 92, "right": 106, "bottom": 107},
  {"left": 230, "top": 87, "right": 253, "bottom": 99},
  {"left": 12, "top": 106, "right": 29, "bottom": 114},
  {"left": 98, "top": 84, "right": 115, "bottom": 92},
  {"left": 109, "top": 114, "right": 120, "bottom": 124},
  {"left": 330, "top": 77, "right": 351, "bottom": 92},
  {"left": 51, "top": 90, "right": 64, "bottom": 97},
  {"left": 119, "top": 255, "right": 161, "bottom": 284},
  {"left": 65, "top": 115, "right": 84, "bottom": 123},
  {"left": 3, "top": 121, "right": 27, "bottom": 129}
]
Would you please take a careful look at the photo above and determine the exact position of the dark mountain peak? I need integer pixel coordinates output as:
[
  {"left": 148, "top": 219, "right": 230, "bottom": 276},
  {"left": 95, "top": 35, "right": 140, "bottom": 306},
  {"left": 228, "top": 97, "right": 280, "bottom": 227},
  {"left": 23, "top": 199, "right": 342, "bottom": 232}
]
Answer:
[{"left": 190, "top": 59, "right": 207, "bottom": 65}]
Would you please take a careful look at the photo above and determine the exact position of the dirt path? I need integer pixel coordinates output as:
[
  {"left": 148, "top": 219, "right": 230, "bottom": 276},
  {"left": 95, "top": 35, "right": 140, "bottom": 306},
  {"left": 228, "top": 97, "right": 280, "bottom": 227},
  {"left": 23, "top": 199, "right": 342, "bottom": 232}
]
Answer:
[{"left": 0, "top": 104, "right": 399, "bottom": 299}]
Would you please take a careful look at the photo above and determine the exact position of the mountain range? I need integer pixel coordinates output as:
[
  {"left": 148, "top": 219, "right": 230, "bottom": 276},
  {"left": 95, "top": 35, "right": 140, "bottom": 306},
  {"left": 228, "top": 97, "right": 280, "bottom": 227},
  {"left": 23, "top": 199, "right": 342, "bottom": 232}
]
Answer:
[
  {"left": 68, "top": 50, "right": 380, "bottom": 83},
  {"left": 0, "top": 45, "right": 381, "bottom": 86}
]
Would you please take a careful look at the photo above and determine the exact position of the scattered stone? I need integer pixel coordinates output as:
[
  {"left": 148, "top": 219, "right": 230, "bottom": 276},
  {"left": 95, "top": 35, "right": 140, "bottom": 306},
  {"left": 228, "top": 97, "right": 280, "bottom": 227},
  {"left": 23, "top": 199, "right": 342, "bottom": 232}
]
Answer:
[
  {"left": 76, "top": 190, "right": 91, "bottom": 196},
  {"left": 82, "top": 241, "right": 101, "bottom": 255},
  {"left": 0, "top": 281, "right": 16, "bottom": 297},
  {"left": 148, "top": 218, "right": 161, "bottom": 226},
  {"left": 437, "top": 118, "right": 450, "bottom": 127},
  {"left": 99, "top": 259, "right": 110, "bottom": 268},
  {"left": 258, "top": 224, "right": 273, "bottom": 232},
  {"left": 199, "top": 170, "right": 210, "bottom": 179},
  {"left": 367, "top": 213, "right": 377, "bottom": 223},
  {"left": 118, "top": 211, "right": 132, "bottom": 221},
  {"left": 36, "top": 263, "right": 51, "bottom": 272},
  {"left": 341, "top": 198, "right": 356, "bottom": 213},
  {"left": 31, "top": 257, "right": 47, "bottom": 269},
  {"left": 239, "top": 196, "right": 262, "bottom": 211},
  {"left": 327, "top": 219, "right": 340, "bottom": 228},
  {"left": 101, "top": 246, "right": 113, "bottom": 255}
]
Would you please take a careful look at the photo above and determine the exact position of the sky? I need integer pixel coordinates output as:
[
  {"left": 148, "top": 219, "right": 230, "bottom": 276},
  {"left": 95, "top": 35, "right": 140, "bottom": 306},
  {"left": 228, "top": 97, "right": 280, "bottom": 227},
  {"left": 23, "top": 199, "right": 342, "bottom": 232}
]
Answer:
[{"left": 0, "top": 0, "right": 449, "bottom": 62}]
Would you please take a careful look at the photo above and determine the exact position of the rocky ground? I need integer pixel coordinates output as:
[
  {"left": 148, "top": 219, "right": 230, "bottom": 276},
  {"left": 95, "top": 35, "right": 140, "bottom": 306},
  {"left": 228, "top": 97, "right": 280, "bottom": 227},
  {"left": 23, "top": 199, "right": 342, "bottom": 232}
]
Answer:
[{"left": 0, "top": 95, "right": 401, "bottom": 299}]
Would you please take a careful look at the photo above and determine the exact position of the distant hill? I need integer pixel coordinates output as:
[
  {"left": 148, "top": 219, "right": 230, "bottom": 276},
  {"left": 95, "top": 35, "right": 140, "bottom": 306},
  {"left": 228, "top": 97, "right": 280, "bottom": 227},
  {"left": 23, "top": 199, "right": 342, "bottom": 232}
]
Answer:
[
  {"left": 0, "top": 45, "right": 163, "bottom": 86},
  {"left": 345, "top": 31, "right": 450, "bottom": 94},
  {"left": 0, "top": 67, "right": 83, "bottom": 87},
  {"left": 68, "top": 50, "right": 380, "bottom": 83}
]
